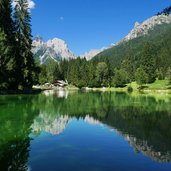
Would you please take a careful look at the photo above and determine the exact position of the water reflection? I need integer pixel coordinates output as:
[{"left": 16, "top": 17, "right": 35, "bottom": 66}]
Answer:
[
  {"left": 43, "top": 90, "right": 69, "bottom": 99},
  {"left": 31, "top": 91, "right": 171, "bottom": 162},
  {"left": 0, "top": 91, "right": 171, "bottom": 170},
  {"left": 31, "top": 114, "right": 71, "bottom": 135},
  {"left": 31, "top": 111, "right": 171, "bottom": 163},
  {"left": 0, "top": 95, "right": 39, "bottom": 171}
]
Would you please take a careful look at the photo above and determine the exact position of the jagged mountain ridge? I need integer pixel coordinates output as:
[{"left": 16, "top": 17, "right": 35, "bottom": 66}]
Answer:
[
  {"left": 119, "top": 14, "right": 171, "bottom": 44},
  {"left": 81, "top": 14, "right": 171, "bottom": 60},
  {"left": 80, "top": 49, "right": 104, "bottom": 60},
  {"left": 94, "top": 14, "right": 171, "bottom": 65},
  {"left": 32, "top": 14, "right": 171, "bottom": 63},
  {"left": 32, "top": 37, "right": 75, "bottom": 64}
]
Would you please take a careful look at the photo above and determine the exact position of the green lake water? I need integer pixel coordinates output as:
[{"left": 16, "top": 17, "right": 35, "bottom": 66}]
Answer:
[{"left": 0, "top": 90, "right": 171, "bottom": 171}]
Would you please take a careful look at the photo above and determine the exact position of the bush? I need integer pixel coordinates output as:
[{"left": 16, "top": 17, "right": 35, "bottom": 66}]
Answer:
[{"left": 127, "top": 86, "right": 133, "bottom": 93}]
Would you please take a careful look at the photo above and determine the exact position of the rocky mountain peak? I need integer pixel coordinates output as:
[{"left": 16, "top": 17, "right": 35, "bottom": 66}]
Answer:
[
  {"left": 32, "top": 14, "right": 171, "bottom": 63},
  {"left": 134, "top": 22, "right": 140, "bottom": 28},
  {"left": 80, "top": 49, "right": 103, "bottom": 60},
  {"left": 32, "top": 37, "right": 75, "bottom": 64},
  {"left": 120, "top": 14, "right": 171, "bottom": 43},
  {"left": 47, "top": 38, "right": 66, "bottom": 47}
]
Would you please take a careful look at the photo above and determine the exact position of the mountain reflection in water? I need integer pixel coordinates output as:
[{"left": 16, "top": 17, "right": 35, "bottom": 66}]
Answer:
[{"left": 0, "top": 91, "right": 171, "bottom": 170}]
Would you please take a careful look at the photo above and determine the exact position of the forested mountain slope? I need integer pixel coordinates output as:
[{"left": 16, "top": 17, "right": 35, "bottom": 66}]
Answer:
[{"left": 94, "top": 22, "right": 171, "bottom": 71}]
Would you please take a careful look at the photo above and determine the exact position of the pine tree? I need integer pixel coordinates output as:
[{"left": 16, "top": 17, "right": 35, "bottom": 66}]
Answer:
[
  {"left": 0, "top": 0, "right": 15, "bottom": 39},
  {"left": 0, "top": 0, "right": 16, "bottom": 89},
  {"left": 0, "top": 29, "right": 10, "bottom": 88},
  {"left": 60, "top": 59, "right": 69, "bottom": 81},
  {"left": 87, "top": 61, "right": 96, "bottom": 87},
  {"left": 135, "top": 67, "right": 148, "bottom": 86},
  {"left": 78, "top": 58, "right": 89, "bottom": 88},
  {"left": 95, "top": 62, "right": 108, "bottom": 87},
  {"left": 14, "top": 0, "right": 36, "bottom": 89},
  {"left": 141, "top": 43, "right": 157, "bottom": 83},
  {"left": 39, "top": 64, "right": 47, "bottom": 84},
  {"left": 121, "top": 57, "right": 134, "bottom": 82},
  {"left": 106, "top": 58, "right": 113, "bottom": 87},
  {"left": 68, "top": 58, "right": 81, "bottom": 87},
  {"left": 46, "top": 60, "right": 61, "bottom": 83}
]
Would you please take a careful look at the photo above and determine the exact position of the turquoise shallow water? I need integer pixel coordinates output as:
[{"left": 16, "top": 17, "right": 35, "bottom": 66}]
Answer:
[{"left": 0, "top": 91, "right": 171, "bottom": 171}]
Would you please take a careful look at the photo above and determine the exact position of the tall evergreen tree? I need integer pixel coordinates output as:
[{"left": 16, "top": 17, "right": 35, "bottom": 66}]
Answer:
[
  {"left": 95, "top": 62, "right": 108, "bottom": 87},
  {"left": 141, "top": 43, "right": 157, "bottom": 83},
  {"left": 121, "top": 56, "right": 134, "bottom": 82},
  {"left": 0, "top": 29, "right": 10, "bottom": 88},
  {"left": 60, "top": 59, "right": 69, "bottom": 81},
  {"left": 14, "top": 0, "right": 36, "bottom": 89},
  {"left": 87, "top": 61, "right": 96, "bottom": 87},
  {"left": 68, "top": 58, "right": 81, "bottom": 87},
  {"left": 0, "top": 0, "right": 16, "bottom": 89},
  {"left": 0, "top": 0, "right": 15, "bottom": 38},
  {"left": 38, "top": 64, "right": 47, "bottom": 84},
  {"left": 135, "top": 67, "right": 148, "bottom": 86}
]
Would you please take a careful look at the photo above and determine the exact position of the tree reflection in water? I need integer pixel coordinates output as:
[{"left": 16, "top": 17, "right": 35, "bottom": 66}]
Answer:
[
  {"left": 0, "top": 91, "right": 171, "bottom": 170},
  {"left": 0, "top": 95, "right": 39, "bottom": 171}
]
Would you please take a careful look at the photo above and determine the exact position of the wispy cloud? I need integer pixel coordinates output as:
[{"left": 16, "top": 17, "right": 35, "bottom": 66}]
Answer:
[{"left": 12, "top": 0, "right": 35, "bottom": 9}]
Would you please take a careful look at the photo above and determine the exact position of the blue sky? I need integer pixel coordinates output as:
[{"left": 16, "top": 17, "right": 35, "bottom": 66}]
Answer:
[{"left": 31, "top": 0, "right": 171, "bottom": 55}]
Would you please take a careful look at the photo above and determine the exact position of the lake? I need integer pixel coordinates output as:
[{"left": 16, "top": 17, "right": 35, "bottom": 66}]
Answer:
[{"left": 0, "top": 90, "right": 171, "bottom": 171}]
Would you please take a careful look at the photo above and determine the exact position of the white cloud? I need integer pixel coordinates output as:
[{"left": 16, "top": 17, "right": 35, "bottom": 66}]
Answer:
[
  {"left": 12, "top": 0, "right": 35, "bottom": 9},
  {"left": 27, "top": 0, "right": 35, "bottom": 9}
]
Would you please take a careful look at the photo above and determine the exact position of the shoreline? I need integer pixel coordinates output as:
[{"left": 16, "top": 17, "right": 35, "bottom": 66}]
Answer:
[
  {"left": 82, "top": 87, "right": 171, "bottom": 93},
  {"left": 1, "top": 85, "right": 171, "bottom": 95},
  {"left": 36, "top": 86, "right": 171, "bottom": 94}
]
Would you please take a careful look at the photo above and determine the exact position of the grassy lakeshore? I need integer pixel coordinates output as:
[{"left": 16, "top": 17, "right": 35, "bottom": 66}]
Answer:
[
  {"left": 1, "top": 80, "right": 170, "bottom": 95},
  {"left": 88, "top": 80, "right": 171, "bottom": 93},
  {"left": 33, "top": 80, "right": 171, "bottom": 94}
]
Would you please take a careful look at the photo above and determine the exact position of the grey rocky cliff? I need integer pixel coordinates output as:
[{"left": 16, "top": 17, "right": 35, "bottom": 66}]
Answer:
[
  {"left": 80, "top": 49, "right": 104, "bottom": 60},
  {"left": 32, "top": 37, "right": 75, "bottom": 64},
  {"left": 119, "top": 14, "right": 171, "bottom": 43}
]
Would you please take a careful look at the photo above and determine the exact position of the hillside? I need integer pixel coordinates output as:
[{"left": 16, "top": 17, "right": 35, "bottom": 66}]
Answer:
[{"left": 94, "top": 18, "right": 171, "bottom": 71}]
